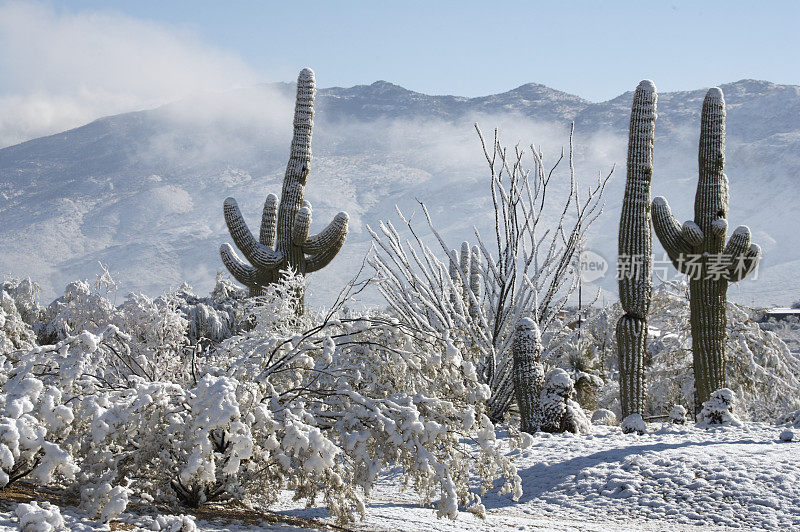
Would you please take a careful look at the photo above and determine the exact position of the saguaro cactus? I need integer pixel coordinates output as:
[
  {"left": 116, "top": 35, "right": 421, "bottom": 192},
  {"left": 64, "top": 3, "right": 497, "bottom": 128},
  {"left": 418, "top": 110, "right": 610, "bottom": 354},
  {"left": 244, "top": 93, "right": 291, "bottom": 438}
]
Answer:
[
  {"left": 449, "top": 242, "right": 482, "bottom": 318},
  {"left": 512, "top": 317, "right": 545, "bottom": 433},
  {"left": 220, "top": 68, "right": 349, "bottom": 298},
  {"left": 616, "top": 80, "right": 657, "bottom": 421},
  {"left": 652, "top": 87, "right": 761, "bottom": 411}
]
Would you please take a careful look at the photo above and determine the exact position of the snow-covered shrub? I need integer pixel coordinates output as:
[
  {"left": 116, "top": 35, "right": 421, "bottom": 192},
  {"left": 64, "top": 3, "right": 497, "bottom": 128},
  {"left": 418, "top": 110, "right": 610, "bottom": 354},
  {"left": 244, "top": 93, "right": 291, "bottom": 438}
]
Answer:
[
  {"left": 15, "top": 501, "right": 64, "bottom": 532},
  {"left": 620, "top": 414, "right": 646, "bottom": 435},
  {"left": 777, "top": 409, "right": 800, "bottom": 428},
  {"left": 37, "top": 280, "right": 117, "bottom": 345},
  {"left": 591, "top": 409, "right": 616, "bottom": 426},
  {"left": 80, "top": 481, "right": 130, "bottom": 523},
  {"left": 210, "top": 306, "right": 521, "bottom": 520},
  {"left": 778, "top": 429, "right": 794, "bottom": 442},
  {"left": 0, "top": 373, "right": 78, "bottom": 488},
  {"left": 0, "top": 289, "right": 38, "bottom": 355},
  {"left": 149, "top": 514, "right": 197, "bottom": 532},
  {"left": 697, "top": 388, "right": 744, "bottom": 428},
  {"left": 669, "top": 405, "right": 688, "bottom": 424},
  {"left": 115, "top": 292, "right": 191, "bottom": 382},
  {"left": 2, "top": 277, "right": 42, "bottom": 326},
  {"left": 0, "top": 271, "right": 521, "bottom": 523},
  {"left": 539, "top": 369, "right": 590, "bottom": 434},
  {"left": 169, "top": 275, "right": 245, "bottom": 345}
]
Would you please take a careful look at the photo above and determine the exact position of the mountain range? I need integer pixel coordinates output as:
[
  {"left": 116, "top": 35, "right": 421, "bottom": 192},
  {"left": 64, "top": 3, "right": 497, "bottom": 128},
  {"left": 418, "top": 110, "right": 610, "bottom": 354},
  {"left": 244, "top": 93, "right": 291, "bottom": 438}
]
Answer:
[{"left": 1, "top": 77, "right": 797, "bottom": 307}]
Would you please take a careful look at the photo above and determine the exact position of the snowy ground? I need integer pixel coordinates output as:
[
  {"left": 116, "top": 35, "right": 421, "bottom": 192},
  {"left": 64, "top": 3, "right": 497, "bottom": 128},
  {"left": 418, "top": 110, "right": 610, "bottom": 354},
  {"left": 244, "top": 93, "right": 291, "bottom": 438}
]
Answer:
[{"left": 1, "top": 422, "right": 797, "bottom": 531}]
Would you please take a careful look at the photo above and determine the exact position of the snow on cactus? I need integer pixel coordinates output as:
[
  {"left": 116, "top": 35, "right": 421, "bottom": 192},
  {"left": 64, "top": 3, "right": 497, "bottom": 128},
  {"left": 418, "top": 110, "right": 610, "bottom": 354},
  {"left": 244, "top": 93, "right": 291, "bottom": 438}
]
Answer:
[
  {"left": 15, "top": 501, "right": 65, "bottom": 531},
  {"left": 512, "top": 317, "right": 545, "bottom": 433},
  {"left": 696, "top": 388, "right": 744, "bottom": 428},
  {"left": 539, "top": 369, "right": 591, "bottom": 434}
]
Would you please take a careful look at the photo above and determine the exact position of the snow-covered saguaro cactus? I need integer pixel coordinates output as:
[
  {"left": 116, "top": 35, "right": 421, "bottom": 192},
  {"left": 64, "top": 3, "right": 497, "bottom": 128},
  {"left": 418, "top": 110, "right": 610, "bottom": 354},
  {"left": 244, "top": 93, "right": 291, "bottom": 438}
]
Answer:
[
  {"left": 617, "top": 80, "right": 657, "bottom": 420},
  {"left": 652, "top": 88, "right": 761, "bottom": 412},
  {"left": 469, "top": 245, "right": 482, "bottom": 319},
  {"left": 220, "top": 68, "right": 349, "bottom": 299},
  {"left": 511, "top": 317, "right": 544, "bottom": 433}
]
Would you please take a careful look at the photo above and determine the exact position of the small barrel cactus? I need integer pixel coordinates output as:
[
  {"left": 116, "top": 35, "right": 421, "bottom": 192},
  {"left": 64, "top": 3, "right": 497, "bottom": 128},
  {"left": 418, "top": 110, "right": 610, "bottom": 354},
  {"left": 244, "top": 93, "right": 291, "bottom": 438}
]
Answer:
[
  {"left": 220, "top": 68, "right": 349, "bottom": 300},
  {"left": 512, "top": 317, "right": 545, "bottom": 433},
  {"left": 539, "top": 368, "right": 591, "bottom": 434},
  {"left": 652, "top": 88, "right": 761, "bottom": 411}
]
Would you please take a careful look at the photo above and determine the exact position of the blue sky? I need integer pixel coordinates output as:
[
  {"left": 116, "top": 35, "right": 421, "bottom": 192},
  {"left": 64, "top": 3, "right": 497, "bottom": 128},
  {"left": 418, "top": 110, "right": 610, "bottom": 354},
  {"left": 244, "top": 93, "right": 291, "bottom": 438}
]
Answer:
[
  {"left": 46, "top": 0, "right": 800, "bottom": 100},
  {"left": 1, "top": 0, "right": 798, "bottom": 146}
]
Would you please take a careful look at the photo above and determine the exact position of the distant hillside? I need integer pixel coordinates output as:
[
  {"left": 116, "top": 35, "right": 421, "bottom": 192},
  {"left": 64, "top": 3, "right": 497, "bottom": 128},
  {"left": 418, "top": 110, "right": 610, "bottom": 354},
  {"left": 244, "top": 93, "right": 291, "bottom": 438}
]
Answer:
[{"left": 1, "top": 78, "right": 797, "bottom": 307}]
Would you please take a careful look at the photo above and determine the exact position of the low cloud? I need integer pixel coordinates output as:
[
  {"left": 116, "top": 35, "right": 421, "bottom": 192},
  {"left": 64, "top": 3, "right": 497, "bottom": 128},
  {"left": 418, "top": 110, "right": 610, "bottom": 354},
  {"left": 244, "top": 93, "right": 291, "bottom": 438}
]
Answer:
[{"left": 0, "top": 1, "right": 260, "bottom": 147}]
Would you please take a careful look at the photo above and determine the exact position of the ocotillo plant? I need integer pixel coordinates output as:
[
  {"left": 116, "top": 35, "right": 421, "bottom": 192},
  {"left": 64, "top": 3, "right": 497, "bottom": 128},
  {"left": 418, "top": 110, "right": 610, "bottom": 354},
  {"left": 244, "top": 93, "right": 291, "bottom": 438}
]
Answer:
[
  {"left": 512, "top": 317, "right": 545, "bottom": 433},
  {"left": 617, "top": 80, "right": 657, "bottom": 421},
  {"left": 652, "top": 87, "right": 761, "bottom": 412},
  {"left": 220, "top": 68, "right": 349, "bottom": 299}
]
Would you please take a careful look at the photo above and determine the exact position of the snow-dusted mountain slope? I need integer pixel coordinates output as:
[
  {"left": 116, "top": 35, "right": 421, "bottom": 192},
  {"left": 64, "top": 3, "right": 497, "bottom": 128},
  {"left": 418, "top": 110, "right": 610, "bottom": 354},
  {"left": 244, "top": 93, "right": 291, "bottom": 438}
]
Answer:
[{"left": 0, "top": 79, "right": 797, "bottom": 306}]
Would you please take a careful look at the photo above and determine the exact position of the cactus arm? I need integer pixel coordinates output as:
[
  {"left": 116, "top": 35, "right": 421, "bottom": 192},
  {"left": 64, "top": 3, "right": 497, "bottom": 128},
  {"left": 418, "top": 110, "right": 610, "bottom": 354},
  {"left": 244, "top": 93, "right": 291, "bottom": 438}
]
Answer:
[
  {"left": 723, "top": 225, "right": 750, "bottom": 260},
  {"left": 728, "top": 243, "right": 761, "bottom": 282},
  {"left": 292, "top": 206, "right": 312, "bottom": 246},
  {"left": 259, "top": 193, "right": 278, "bottom": 246},
  {"left": 459, "top": 242, "right": 471, "bottom": 278},
  {"left": 302, "top": 212, "right": 349, "bottom": 255},
  {"left": 305, "top": 232, "right": 347, "bottom": 273},
  {"left": 223, "top": 198, "right": 284, "bottom": 269},
  {"left": 219, "top": 244, "right": 259, "bottom": 286},
  {"left": 469, "top": 245, "right": 482, "bottom": 319},
  {"left": 681, "top": 220, "right": 704, "bottom": 246},
  {"left": 652, "top": 196, "right": 693, "bottom": 272}
]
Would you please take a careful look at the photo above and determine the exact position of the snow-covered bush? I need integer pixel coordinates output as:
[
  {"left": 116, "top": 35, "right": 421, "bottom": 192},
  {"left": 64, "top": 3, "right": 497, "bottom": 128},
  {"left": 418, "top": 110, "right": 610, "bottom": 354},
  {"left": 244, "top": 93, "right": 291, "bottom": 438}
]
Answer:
[
  {"left": 80, "top": 481, "right": 130, "bottom": 523},
  {"left": 620, "top": 414, "right": 646, "bottom": 435},
  {"left": 777, "top": 409, "right": 800, "bottom": 429},
  {"left": 669, "top": 405, "right": 688, "bottom": 424},
  {"left": 0, "top": 279, "right": 38, "bottom": 354},
  {"left": 169, "top": 274, "right": 246, "bottom": 345},
  {"left": 149, "top": 514, "right": 197, "bottom": 532},
  {"left": 539, "top": 369, "right": 590, "bottom": 434},
  {"left": 0, "top": 271, "right": 522, "bottom": 523},
  {"left": 591, "top": 409, "right": 616, "bottom": 426},
  {"left": 15, "top": 501, "right": 65, "bottom": 531},
  {"left": 696, "top": 388, "right": 744, "bottom": 428},
  {"left": 0, "top": 372, "right": 78, "bottom": 488},
  {"left": 37, "top": 277, "right": 117, "bottom": 345},
  {"left": 2, "top": 277, "right": 42, "bottom": 325}
]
